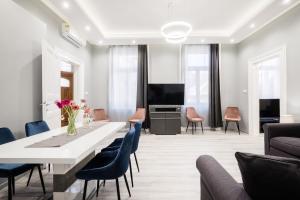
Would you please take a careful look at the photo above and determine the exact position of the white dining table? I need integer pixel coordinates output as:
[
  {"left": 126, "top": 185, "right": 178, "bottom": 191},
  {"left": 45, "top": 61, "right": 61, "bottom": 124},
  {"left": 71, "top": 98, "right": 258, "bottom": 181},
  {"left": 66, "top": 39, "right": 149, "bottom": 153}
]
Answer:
[{"left": 0, "top": 121, "right": 126, "bottom": 200}]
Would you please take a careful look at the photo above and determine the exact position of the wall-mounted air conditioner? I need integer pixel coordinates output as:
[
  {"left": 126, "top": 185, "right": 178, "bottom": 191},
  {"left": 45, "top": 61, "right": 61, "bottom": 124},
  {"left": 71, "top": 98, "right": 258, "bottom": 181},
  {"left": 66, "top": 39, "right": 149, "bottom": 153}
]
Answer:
[{"left": 61, "top": 23, "right": 86, "bottom": 48}]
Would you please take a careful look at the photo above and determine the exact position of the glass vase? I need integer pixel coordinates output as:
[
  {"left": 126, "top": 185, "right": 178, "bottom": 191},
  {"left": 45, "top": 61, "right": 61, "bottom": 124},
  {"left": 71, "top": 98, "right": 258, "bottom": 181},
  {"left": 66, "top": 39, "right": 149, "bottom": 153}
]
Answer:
[{"left": 67, "top": 116, "right": 77, "bottom": 136}]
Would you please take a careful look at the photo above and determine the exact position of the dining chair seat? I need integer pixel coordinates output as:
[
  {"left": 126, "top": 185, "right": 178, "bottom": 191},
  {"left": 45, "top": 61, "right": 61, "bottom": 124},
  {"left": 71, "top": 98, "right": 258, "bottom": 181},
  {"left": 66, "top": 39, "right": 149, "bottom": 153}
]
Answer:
[
  {"left": 76, "top": 128, "right": 135, "bottom": 200},
  {"left": 191, "top": 117, "right": 204, "bottom": 122},
  {"left": 224, "top": 107, "right": 241, "bottom": 134},
  {"left": 101, "top": 122, "right": 142, "bottom": 188},
  {"left": 0, "top": 127, "right": 46, "bottom": 200},
  {"left": 186, "top": 107, "right": 205, "bottom": 134},
  {"left": 0, "top": 164, "right": 35, "bottom": 177}
]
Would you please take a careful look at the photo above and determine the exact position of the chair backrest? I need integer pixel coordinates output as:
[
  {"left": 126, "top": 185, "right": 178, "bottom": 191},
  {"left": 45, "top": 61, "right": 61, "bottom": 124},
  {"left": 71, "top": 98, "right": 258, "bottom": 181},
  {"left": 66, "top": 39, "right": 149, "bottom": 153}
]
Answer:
[
  {"left": 186, "top": 107, "right": 200, "bottom": 119},
  {"left": 93, "top": 109, "right": 108, "bottom": 121},
  {"left": 114, "top": 127, "right": 135, "bottom": 177},
  {"left": 0, "top": 127, "right": 16, "bottom": 145},
  {"left": 224, "top": 107, "right": 241, "bottom": 120},
  {"left": 130, "top": 108, "right": 146, "bottom": 121},
  {"left": 25, "top": 120, "right": 50, "bottom": 137},
  {"left": 132, "top": 122, "right": 142, "bottom": 153}
]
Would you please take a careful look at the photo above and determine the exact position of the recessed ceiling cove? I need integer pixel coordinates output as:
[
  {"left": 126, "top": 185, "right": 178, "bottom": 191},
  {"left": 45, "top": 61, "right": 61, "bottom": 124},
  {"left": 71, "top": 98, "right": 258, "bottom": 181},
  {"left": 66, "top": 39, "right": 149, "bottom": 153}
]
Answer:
[{"left": 44, "top": 0, "right": 300, "bottom": 44}]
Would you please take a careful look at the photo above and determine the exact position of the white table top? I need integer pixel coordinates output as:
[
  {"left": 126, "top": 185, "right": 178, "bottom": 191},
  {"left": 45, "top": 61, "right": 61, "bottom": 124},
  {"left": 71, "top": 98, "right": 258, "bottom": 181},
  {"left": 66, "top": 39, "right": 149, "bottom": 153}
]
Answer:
[{"left": 0, "top": 122, "right": 126, "bottom": 164}]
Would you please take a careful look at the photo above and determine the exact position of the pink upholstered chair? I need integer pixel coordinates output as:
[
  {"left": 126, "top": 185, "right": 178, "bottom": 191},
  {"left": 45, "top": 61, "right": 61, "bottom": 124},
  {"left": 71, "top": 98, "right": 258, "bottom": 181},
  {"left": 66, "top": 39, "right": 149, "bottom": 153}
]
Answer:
[
  {"left": 128, "top": 108, "right": 146, "bottom": 130},
  {"left": 224, "top": 107, "right": 241, "bottom": 134},
  {"left": 93, "top": 109, "right": 110, "bottom": 122},
  {"left": 186, "top": 107, "right": 204, "bottom": 134}
]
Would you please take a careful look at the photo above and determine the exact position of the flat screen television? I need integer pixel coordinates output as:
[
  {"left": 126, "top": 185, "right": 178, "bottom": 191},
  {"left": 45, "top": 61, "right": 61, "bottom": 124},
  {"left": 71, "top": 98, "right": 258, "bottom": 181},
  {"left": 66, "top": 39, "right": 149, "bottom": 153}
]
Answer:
[
  {"left": 148, "top": 84, "right": 185, "bottom": 105},
  {"left": 259, "top": 99, "right": 280, "bottom": 118}
]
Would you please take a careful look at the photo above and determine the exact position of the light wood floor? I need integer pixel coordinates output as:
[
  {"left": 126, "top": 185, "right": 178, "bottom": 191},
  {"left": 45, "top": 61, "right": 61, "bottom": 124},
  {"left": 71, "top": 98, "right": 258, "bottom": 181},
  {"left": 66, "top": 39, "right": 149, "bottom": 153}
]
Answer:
[{"left": 0, "top": 130, "right": 264, "bottom": 200}]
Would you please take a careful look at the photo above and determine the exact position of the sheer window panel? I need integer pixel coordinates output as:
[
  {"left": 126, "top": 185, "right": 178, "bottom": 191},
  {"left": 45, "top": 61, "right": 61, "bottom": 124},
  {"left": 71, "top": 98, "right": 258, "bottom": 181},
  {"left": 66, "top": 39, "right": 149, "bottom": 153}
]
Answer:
[
  {"left": 182, "top": 45, "right": 210, "bottom": 124},
  {"left": 108, "top": 46, "right": 138, "bottom": 121}
]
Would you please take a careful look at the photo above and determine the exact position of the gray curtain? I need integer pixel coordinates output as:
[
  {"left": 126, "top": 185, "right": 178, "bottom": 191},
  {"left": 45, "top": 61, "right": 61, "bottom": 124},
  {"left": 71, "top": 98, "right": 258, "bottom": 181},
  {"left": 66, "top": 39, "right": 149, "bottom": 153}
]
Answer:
[
  {"left": 209, "top": 44, "right": 223, "bottom": 128},
  {"left": 136, "top": 45, "right": 150, "bottom": 128}
]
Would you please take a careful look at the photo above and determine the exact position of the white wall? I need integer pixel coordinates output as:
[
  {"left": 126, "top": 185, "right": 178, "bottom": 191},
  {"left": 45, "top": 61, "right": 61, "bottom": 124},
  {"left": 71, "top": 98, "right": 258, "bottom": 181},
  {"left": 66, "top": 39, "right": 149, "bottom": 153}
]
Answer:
[
  {"left": 220, "top": 44, "right": 240, "bottom": 130},
  {"left": 0, "top": 0, "right": 92, "bottom": 138},
  {"left": 148, "top": 44, "right": 181, "bottom": 83},
  {"left": 13, "top": 0, "right": 93, "bottom": 100},
  {"left": 90, "top": 46, "right": 110, "bottom": 110},
  {"left": 235, "top": 4, "right": 300, "bottom": 133}
]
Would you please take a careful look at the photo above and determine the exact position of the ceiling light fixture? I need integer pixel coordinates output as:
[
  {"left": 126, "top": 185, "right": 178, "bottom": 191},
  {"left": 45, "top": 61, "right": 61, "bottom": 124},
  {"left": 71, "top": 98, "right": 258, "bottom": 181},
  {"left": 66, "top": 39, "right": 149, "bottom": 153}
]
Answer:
[
  {"left": 161, "top": 21, "right": 192, "bottom": 44},
  {"left": 62, "top": 1, "right": 70, "bottom": 9},
  {"left": 85, "top": 26, "right": 91, "bottom": 31},
  {"left": 98, "top": 40, "right": 103, "bottom": 45},
  {"left": 250, "top": 23, "right": 256, "bottom": 29},
  {"left": 230, "top": 38, "right": 235, "bottom": 43},
  {"left": 161, "top": 1, "right": 192, "bottom": 44},
  {"left": 132, "top": 40, "right": 136, "bottom": 44},
  {"left": 201, "top": 39, "right": 205, "bottom": 43},
  {"left": 282, "top": 0, "right": 291, "bottom": 5}
]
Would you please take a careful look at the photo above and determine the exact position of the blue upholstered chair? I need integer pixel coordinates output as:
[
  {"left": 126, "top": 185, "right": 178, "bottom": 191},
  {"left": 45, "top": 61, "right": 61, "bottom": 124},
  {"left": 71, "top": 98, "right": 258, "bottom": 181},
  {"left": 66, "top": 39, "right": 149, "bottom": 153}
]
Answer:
[
  {"left": 101, "top": 122, "right": 142, "bottom": 187},
  {"left": 76, "top": 128, "right": 135, "bottom": 200},
  {"left": 25, "top": 120, "right": 51, "bottom": 177},
  {"left": 25, "top": 120, "right": 50, "bottom": 137},
  {"left": 0, "top": 127, "right": 46, "bottom": 200}
]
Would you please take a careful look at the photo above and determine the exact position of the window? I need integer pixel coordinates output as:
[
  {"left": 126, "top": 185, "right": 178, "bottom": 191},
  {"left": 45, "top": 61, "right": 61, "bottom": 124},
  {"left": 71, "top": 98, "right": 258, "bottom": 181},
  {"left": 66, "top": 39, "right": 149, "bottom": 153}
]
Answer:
[
  {"left": 258, "top": 56, "right": 280, "bottom": 99},
  {"left": 182, "top": 45, "right": 210, "bottom": 120},
  {"left": 60, "top": 78, "right": 70, "bottom": 87},
  {"left": 108, "top": 46, "right": 138, "bottom": 121},
  {"left": 60, "top": 61, "right": 72, "bottom": 72}
]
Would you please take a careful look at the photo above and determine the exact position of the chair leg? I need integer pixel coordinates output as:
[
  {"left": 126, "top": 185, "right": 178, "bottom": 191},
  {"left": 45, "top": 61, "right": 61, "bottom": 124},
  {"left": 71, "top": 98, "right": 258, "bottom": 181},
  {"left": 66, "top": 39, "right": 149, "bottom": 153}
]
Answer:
[
  {"left": 8, "top": 177, "right": 12, "bottom": 200},
  {"left": 123, "top": 174, "right": 131, "bottom": 197},
  {"left": 225, "top": 121, "right": 229, "bottom": 133},
  {"left": 200, "top": 122, "right": 204, "bottom": 134},
  {"left": 48, "top": 163, "right": 51, "bottom": 173},
  {"left": 191, "top": 123, "right": 194, "bottom": 134},
  {"left": 103, "top": 180, "right": 106, "bottom": 187},
  {"left": 82, "top": 180, "right": 88, "bottom": 200},
  {"left": 11, "top": 176, "right": 15, "bottom": 195},
  {"left": 129, "top": 157, "right": 134, "bottom": 187},
  {"left": 186, "top": 121, "right": 190, "bottom": 132},
  {"left": 96, "top": 180, "right": 100, "bottom": 197},
  {"left": 134, "top": 152, "right": 140, "bottom": 172},
  {"left": 37, "top": 165, "right": 46, "bottom": 194},
  {"left": 116, "top": 178, "right": 121, "bottom": 200},
  {"left": 236, "top": 121, "right": 240, "bottom": 135},
  {"left": 26, "top": 168, "right": 34, "bottom": 186}
]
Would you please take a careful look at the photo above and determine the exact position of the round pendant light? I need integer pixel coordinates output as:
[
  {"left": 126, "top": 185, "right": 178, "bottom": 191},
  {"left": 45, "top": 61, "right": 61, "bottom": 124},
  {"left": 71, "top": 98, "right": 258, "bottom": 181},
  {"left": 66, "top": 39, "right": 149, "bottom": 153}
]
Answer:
[{"left": 161, "top": 21, "right": 192, "bottom": 44}]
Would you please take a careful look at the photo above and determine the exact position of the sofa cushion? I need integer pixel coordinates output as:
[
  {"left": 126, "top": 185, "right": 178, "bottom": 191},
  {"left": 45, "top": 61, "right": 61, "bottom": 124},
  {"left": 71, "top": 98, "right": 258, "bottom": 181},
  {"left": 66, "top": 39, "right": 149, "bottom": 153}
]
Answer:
[
  {"left": 235, "top": 152, "right": 300, "bottom": 200},
  {"left": 270, "top": 137, "right": 300, "bottom": 157}
]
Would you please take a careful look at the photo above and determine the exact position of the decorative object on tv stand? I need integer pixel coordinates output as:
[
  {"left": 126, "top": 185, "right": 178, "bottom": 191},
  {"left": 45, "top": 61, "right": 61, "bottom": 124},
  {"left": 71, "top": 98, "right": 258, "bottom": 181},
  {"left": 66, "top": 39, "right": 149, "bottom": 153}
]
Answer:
[{"left": 55, "top": 99, "right": 84, "bottom": 135}]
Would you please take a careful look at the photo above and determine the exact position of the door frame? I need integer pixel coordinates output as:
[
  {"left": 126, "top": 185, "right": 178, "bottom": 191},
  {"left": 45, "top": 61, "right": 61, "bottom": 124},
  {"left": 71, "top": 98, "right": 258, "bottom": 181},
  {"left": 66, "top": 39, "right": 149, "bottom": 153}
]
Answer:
[
  {"left": 55, "top": 47, "right": 85, "bottom": 104},
  {"left": 248, "top": 45, "right": 287, "bottom": 136}
]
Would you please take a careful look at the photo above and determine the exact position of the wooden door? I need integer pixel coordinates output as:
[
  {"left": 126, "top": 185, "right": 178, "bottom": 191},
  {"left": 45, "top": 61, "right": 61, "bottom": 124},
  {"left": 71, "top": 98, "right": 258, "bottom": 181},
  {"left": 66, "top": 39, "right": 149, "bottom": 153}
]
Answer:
[{"left": 61, "top": 71, "right": 74, "bottom": 126}]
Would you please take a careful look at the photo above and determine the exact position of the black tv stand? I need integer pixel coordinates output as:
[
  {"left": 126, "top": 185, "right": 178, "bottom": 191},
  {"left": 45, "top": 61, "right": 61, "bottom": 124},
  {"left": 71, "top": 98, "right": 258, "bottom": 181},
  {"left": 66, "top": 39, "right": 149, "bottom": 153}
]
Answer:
[{"left": 149, "top": 105, "right": 181, "bottom": 135}]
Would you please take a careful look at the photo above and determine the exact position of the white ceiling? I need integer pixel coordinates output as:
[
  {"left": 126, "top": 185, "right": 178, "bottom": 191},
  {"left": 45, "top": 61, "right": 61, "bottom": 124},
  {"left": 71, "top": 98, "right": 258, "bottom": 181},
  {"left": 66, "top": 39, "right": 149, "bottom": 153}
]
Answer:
[{"left": 42, "top": 0, "right": 300, "bottom": 45}]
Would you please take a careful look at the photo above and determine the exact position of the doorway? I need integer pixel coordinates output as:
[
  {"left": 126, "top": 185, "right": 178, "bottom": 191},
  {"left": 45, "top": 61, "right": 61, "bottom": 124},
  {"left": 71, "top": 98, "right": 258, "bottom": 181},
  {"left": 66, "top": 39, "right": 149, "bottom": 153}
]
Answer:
[
  {"left": 60, "top": 67, "right": 74, "bottom": 126},
  {"left": 248, "top": 46, "right": 287, "bottom": 135}
]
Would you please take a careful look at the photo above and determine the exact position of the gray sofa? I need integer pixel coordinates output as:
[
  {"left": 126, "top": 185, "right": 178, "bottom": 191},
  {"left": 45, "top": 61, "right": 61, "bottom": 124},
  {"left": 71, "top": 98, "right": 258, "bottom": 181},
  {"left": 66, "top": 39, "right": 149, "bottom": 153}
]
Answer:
[
  {"left": 196, "top": 155, "right": 251, "bottom": 200},
  {"left": 264, "top": 123, "right": 300, "bottom": 159}
]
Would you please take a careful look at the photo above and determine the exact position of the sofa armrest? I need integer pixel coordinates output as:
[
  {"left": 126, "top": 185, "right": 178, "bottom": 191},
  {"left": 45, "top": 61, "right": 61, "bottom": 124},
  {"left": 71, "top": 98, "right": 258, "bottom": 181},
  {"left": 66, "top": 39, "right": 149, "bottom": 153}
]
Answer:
[
  {"left": 263, "top": 123, "right": 300, "bottom": 155},
  {"left": 196, "top": 155, "right": 251, "bottom": 200}
]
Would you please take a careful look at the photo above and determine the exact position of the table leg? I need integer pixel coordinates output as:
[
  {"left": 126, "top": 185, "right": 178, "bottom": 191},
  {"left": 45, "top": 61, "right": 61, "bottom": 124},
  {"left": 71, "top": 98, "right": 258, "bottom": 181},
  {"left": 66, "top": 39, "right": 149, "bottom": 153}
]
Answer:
[{"left": 52, "top": 152, "right": 95, "bottom": 200}]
